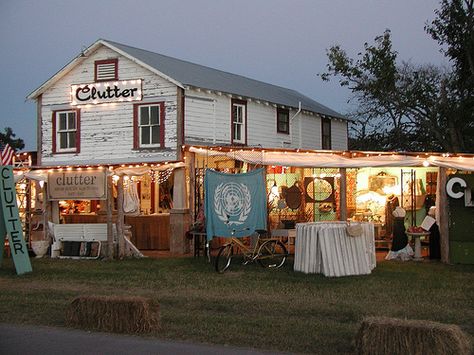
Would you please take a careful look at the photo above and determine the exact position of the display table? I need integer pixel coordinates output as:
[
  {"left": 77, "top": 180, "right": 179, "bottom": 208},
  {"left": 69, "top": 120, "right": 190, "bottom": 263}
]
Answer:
[
  {"left": 62, "top": 213, "right": 102, "bottom": 224},
  {"left": 124, "top": 214, "right": 170, "bottom": 250},
  {"left": 271, "top": 229, "right": 296, "bottom": 252},
  {"left": 294, "top": 222, "right": 376, "bottom": 277},
  {"left": 406, "top": 231, "right": 430, "bottom": 261}
]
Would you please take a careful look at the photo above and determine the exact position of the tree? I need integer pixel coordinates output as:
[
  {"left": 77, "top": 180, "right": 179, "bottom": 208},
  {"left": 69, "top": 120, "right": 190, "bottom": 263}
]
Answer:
[
  {"left": 0, "top": 127, "right": 25, "bottom": 151},
  {"left": 321, "top": 0, "right": 474, "bottom": 153},
  {"left": 426, "top": 0, "right": 474, "bottom": 79},
  {"left": 426, "top": 0, "right": 474, "bottom": 151}
]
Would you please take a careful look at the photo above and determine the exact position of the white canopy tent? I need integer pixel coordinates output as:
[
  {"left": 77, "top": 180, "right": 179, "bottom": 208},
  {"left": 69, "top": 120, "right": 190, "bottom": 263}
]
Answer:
[
  {"left": 190, "top": 146, "right": 474, "bottom": 264},
  {"left": 189, "top": 147, "right": 474, "bottom": 171}
]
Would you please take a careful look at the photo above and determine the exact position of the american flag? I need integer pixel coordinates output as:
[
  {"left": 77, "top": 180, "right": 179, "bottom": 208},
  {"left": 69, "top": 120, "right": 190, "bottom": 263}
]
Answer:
[{"left": 0, "top": 142, "right": 15, "bottom": 166}]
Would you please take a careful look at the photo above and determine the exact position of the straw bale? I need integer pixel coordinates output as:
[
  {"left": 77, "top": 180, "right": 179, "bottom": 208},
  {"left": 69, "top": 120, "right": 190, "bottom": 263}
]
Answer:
[
  {"left": 355, "top": 316, "right": 471, "bottom": 355},
  {"left": 66, "top": 295, "right": 159, "bottom": 333}
]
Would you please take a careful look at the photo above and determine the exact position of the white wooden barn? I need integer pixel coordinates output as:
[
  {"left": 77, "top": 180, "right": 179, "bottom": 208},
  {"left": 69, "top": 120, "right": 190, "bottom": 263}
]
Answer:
[
  {"left": 28, "top": 39, "right": 348, "bottom": 167},
  {"left": 27, "top": 39, "right": 348, "bottom": 256}
]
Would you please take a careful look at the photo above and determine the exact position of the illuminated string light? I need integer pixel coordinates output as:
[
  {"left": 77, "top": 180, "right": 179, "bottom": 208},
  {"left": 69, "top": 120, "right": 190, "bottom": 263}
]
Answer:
[{"left": 160, "top": 169, "right": 174, "bottom": 183}]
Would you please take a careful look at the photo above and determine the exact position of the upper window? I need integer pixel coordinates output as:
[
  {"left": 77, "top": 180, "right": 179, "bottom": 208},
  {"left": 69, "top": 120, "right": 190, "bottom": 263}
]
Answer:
[
  {"left": 321, "top": 117, "right": 332, "bottom": 150},
  {"left": 231, "top": 99, "right": 247, "bottom": 144},
  {"left": 277, "top": 108, "right": 289, "bottom": 134},
  {"left": 95, "top": 59, "right": 118, "bottom": 82},
  {"left": 134, "top": 102, "right": 165, "bottom": 149},
  {"left": 53, "top": 109, "right": 80, "bottom": 153}
]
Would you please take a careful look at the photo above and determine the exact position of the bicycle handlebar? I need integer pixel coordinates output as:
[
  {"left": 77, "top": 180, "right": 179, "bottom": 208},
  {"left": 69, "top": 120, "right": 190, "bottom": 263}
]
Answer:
[
  {"left": 224, "top": 216, "right": 252, "bottom": 236},
  {"left": 224, "top": 215, "right": 269, "bottom": 238}
]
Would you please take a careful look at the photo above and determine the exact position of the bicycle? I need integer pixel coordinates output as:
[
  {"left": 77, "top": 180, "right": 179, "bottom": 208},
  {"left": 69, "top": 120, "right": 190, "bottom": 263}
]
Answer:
[{"left": 214, "top": 225, "right": 288, "bottom": 273}]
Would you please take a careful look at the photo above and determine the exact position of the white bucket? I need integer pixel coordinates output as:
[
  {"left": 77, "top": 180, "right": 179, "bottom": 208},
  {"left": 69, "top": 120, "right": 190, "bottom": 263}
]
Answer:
[{"left": 31, "top": 240, "right": 50, "bottom": 258}]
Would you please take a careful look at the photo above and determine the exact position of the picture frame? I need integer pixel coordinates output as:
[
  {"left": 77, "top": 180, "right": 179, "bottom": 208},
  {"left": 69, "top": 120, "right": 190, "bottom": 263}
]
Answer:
[{"left": 368, "top": 175, "right": 397, "bottom": 195}]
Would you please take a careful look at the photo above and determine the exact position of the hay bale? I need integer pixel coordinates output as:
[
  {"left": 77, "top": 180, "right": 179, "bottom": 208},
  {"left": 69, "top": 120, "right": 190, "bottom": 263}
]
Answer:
[
  {"left": 66, "top": 295, "right": 159, "bottom": 333},
  {"left": 355, "top": 317, "right": 471, "bottom": 355}
]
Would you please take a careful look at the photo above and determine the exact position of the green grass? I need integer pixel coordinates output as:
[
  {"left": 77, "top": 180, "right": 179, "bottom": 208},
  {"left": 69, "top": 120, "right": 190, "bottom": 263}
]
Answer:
[{"left": 1, "top": 256, "right": 473, "bottom": 354}]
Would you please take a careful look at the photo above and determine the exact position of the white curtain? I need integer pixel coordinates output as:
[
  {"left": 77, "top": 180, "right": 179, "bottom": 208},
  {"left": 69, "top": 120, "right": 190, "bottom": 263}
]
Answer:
[{"left": 123, "top": 181, "right": 140, "bottom": 215}]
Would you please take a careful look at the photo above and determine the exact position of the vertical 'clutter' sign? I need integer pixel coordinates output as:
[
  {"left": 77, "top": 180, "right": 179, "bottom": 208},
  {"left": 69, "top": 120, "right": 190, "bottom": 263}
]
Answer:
[{"left": 0, "top": 166, "right": 32, "bottom": 275}]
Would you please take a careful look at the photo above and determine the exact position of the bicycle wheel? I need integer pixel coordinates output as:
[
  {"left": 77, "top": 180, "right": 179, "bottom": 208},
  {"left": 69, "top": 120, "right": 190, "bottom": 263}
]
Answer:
[
  {"left": 257, "top": 240, "right": 287, "bottom": 269},
  {"left": 215, "top": 244, "right": 233, "bottom": 273}
]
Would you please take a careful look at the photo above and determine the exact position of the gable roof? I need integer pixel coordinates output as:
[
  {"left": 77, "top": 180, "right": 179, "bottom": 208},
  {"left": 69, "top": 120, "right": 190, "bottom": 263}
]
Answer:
[{"left": 28, "top": 39, "right": 346, "bottom": 120}]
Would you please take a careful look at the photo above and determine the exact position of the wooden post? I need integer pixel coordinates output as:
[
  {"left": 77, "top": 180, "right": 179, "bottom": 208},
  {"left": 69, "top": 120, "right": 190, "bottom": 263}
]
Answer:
[
  {"left": 117, "top": 175, "right": 125, "bottom": 258},
  {"left": 339, "top": 168, "right": 347, "bottom": 221},
  {"left": 437, "top": 167, "right": 450, "bottom": 264},
  {"left": 51, "top": 201, "right": 60, "bottom": 224},
  {"left": 43, "top": 182, "right": 50, "bottom": 239},
  {"left": 176, "top": 87, "right": 185, "bottom": 161},
  {"left": 106, "top": 174, "right": 114, "bottom": 259},
  {"left": 187, "top": 151, "right": 195, "bottom": 220},
  {"left": 36, "top": 95, "right": 43, "bottom": 166},
  {"left": 172, "top": 167, "right": 187, "bottom": 210},
  {"left": 170, "top": 167, "right": 191, "bottom": 255}
]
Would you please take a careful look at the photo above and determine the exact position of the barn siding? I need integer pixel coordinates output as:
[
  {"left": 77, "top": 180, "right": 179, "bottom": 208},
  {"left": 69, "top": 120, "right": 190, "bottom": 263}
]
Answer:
[
  {"left": 298, "top": 113, "right": 321, "bottom": 150},
  {"left": 39, "top": 44, "right": 347, "bottom": 165},
  {"left": 330, "top": 119, "right": 348, "bottom": 150},
  {"left": 40, "top": 46, "right": 179, "bottom": 165},
  {"left": 184, "top": 89, "right": 348, "bottom": 150}
]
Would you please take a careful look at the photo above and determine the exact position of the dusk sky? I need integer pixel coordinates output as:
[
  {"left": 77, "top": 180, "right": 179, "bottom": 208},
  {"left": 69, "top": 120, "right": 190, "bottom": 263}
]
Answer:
[{"left": 1, "top": 0, "right": 447, "bottom": 151}]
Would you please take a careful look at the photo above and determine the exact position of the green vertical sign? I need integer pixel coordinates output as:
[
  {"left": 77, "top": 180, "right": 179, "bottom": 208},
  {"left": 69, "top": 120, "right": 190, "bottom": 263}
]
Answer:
[{"left": 0, "top": 166, "right": 32, "bottom": 275}]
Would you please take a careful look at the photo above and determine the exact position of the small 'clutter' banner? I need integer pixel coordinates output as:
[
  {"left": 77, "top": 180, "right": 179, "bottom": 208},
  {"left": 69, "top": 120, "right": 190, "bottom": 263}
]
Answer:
[
  {"left": 204, "top": 168, "right": 267, "bottom": 240},
  {"left": 48, "top": 169, "right": 107, "bottom": 200},
  {"left": 0, "top": 165, "right": 32, "bottom": 275}
]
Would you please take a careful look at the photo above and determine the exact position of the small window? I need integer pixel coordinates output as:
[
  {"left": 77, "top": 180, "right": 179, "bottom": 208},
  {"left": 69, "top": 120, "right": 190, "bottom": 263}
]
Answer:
[
  {"left": 321, "top": 117, "right": 331, "bottom": 150},
  {"left": 53, "top": 109, "right": 80, "bottom": 153},
  {"left": 231, "top": 99, "right": 246, "bottom": 144},
  {"left": 277, "top": 108, "right": 289, "bottom": 134},
  {"left": 134, "top": 102, "right": 165, "bottom": 148},
  {"left": 95, "top": 59, "right": 118, "bottom": 81}
]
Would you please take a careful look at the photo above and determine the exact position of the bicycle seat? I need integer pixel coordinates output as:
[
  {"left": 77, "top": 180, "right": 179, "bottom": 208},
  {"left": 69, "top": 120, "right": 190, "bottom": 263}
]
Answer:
[{"left": 255, "top": 229, "right": 268, "bottom": 236}]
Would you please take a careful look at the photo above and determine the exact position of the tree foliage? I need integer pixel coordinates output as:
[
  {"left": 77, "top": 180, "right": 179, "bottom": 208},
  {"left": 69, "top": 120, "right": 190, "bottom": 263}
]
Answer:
[
  {"left": 426, "top": 0, "right": 474, "bottom": 79},
  {"left": 322, "top": 0, "right": 474, "bottom": 153},
  {"left": 0, "top": 127, "right": 25, "bottom": 151},
  {"left": 426, "top": 0, "right": 474, "bottom": 152}
]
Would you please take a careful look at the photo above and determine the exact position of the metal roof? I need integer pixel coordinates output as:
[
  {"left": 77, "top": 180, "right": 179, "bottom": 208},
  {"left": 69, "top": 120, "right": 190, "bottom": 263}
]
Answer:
[{"left": 103, "top": 40, "right": 346, "bottom": 120}]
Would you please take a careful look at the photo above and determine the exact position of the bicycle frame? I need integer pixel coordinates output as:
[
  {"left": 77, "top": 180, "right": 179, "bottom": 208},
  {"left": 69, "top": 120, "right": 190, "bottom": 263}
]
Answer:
[
  {"left": 214, "top": 220, "right": 288, "bottom": 273},
  {"left": 221, "top": 222, "right": 261, "bottom": 260},
  {"left": 214, "top": 232, "right": 288, "bottom": 273},
  {"left": 225, "top": 235, "right": 264, "bottom": 263}
]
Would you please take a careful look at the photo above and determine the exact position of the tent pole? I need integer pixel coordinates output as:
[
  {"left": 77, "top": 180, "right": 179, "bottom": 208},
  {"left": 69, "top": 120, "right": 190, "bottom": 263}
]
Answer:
[
  {"left": 437, "top": 167, "right": 450, "bottom": 264},
  {"left": 339, "top": 168, "right": 347, "bottom": 221}
]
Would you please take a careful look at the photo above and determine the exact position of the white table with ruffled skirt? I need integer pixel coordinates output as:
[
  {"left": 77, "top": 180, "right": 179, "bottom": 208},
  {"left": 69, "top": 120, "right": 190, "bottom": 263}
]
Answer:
[{"left": 294, "top": 222, "right": 376, "bottom": 277}]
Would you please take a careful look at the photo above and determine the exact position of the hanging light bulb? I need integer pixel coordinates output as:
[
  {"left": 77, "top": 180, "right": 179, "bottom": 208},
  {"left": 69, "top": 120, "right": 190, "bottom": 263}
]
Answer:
[{"left": 271, "top": 180, "right": 279, "bottom": 197}]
